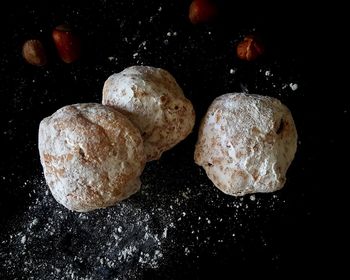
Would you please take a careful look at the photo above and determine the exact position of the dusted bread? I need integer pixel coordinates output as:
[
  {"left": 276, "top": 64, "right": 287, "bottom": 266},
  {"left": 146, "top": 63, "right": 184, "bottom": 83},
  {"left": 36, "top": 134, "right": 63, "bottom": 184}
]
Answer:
[
  {"left": 102, "top": 66, "right": 195, "bottom": 161},
  {"left": 38, "top": 103, "right": 146, "bottom": 212},
  {"left": 194, "top": 93, "right": 297, "bottom": 196}
]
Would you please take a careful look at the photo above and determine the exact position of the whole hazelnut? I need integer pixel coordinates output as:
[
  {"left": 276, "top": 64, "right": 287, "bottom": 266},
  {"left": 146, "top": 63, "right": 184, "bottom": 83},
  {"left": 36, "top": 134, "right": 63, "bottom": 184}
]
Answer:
[
  {"left": 189, "top": 0, "right": 217, "bottom": 24},
  {"left": 22, "top": 39, "right": 47, "bottom": 66},
  {"left": 236, "top": 35, "right": 264, "bottom": 61},
  {"left": 52, "top": 24, "right": 81, "bottom": 63}
]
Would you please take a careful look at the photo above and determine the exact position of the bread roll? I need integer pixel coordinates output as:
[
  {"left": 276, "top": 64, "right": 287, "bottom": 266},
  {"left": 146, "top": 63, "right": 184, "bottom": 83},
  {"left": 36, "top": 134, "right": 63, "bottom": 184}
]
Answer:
[
  {"left": 102, "top": 66, "right": 195, "bottom": 161},
  {"left": 38, "top": 103, "right": 146, "bottom": 212},
  {"left": 194, "top": 93, "right": 297, "bottom": 196}
]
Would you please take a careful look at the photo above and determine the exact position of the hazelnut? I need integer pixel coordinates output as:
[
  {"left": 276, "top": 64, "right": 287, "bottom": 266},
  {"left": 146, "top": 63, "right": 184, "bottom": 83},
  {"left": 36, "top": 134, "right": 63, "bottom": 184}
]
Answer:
[
  {"left": 189, "top": 0, "right": 217, "bottom": 24},
  {"left": 22, "top": 39, "right": 47, "bottom": 66},
  {"left": 236, "top": 35, "right": 264, "bottom": 61},
  {"left": 52, "top": 24, "right": 81, "bottom": 63}
]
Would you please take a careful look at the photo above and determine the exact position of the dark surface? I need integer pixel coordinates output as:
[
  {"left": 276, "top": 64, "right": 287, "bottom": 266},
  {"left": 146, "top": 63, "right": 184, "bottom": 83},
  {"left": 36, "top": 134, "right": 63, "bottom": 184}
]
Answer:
[{"left": 0, "top": 0, "right": 347, "bottom": 279}]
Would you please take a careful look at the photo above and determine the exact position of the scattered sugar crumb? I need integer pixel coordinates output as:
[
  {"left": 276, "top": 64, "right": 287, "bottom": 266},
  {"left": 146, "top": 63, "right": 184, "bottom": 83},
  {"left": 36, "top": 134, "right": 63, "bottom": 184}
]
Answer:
[
  {"left": 20, "top": 235, "right": 26, "bottom": 244},
  {"left": 182, "top": 192, "right": 189, "bottom": 199},
  {"left": 289, "top": 83, "right": 298, "bottom": 91}
]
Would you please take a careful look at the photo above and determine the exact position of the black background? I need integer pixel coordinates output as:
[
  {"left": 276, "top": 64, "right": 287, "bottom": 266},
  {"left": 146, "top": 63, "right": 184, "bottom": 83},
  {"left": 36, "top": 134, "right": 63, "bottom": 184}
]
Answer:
[{"left": 0, "top": 0, "right": 347, "bottom": 278}]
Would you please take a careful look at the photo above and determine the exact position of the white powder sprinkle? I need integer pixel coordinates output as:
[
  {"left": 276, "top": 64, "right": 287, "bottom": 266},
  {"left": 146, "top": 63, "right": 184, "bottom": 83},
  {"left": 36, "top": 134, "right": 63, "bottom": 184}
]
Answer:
[
  {"left": 29, "top": 218, "right": 38, "bottom": 228},
  {"left": 21, "top": 235, "right": 26, "bottom": 244},
  {"left": 162, "top": 227, "right": 168, "bottom": 238},
  {"left": 182, "top": 192, "right": 189, "bottom": 199},
  {"left": 289, "top": 83, "right": 298, "bottom": 91},
  {"left": 1, "top": 178, "right": 174, "bottom": 279},
  {"left": 229, "top": 69, "right": 236, "bottom": 74}
]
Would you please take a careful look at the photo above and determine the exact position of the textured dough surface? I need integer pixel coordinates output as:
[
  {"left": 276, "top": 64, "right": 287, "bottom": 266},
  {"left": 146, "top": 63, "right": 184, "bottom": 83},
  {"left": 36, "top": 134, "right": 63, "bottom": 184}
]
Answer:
[
  {"left": 102, "top": 66, "right": 195, "bottom": 161},
  {"left": 194, "top": 93, "right": 297, "bottom": 196},
  {"left": 38, "top": 103, "right": 146, "bottom": 212}
]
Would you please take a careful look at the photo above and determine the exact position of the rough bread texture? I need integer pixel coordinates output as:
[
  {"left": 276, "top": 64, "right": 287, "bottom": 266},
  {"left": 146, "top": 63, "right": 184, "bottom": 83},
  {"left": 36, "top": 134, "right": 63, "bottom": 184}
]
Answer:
[
  {"left": 38, "top": 103, "right": 146, "bottom": 212},
  {"left": 194, "top": 93, "right": 297, "bottom": 196},
  {"left": 102, "top": 66, "right": 195, "bottom": 161}
]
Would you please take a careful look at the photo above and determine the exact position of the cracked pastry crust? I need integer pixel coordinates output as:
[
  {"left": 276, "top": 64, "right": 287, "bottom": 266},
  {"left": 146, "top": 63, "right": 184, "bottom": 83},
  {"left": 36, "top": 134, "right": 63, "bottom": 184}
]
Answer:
[
  {"left": 102, "top": 66, "right": 195, "bottom": 161},
  {"left": 38, "top": 103, "right": 146, "bottom": 212},
  {"left": 194, "top": 93, "right": 297, "bottom": 196}
]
